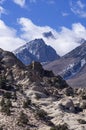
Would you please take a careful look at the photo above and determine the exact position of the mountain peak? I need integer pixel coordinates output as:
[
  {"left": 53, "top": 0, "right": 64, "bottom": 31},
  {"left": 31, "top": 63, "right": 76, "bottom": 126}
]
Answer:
[{"left": 14, "top": 38, "right": 60, "bottom": 65}]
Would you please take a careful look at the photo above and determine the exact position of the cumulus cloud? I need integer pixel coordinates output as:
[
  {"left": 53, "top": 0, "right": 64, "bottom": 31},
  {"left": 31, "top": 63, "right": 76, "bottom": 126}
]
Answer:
[
  {"left": 1, "top": 17, "right": 86, "bottom": 56},
  {"left": 0, "top": 20, "right": 25, "bottom": 51},
  {"left": 70, "top": 0, "right": 86, "bottom": 18},
  {"left": 13, "top": 0, "right": 26, "bottom": 7},
  {"left": 17, "top": 17, "right": 86, "bottom": 56},
  {"left": 62, "top": 12, "right": 69, "bottom": 17}
]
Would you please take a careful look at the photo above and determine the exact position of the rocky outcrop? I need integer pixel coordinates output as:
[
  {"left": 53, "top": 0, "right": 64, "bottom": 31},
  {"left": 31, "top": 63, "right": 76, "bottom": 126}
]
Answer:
[
  {"left": 59, "top": 98, "right": 75, "bottom": 113},
  {"left": 1, "top": 48, "right": 86, "bottom": 130},
  {"left": 28, "top": 61, "right": 54, "bottom": 77}
]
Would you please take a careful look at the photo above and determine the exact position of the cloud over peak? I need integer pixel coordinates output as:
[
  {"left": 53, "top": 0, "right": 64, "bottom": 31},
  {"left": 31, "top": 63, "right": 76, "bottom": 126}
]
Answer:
[
  {"left": 0, "top": 17, "right": 86, "bottom": 56},
  {"left": 17, "top": 17, "right": 86, "bottom": 56}
]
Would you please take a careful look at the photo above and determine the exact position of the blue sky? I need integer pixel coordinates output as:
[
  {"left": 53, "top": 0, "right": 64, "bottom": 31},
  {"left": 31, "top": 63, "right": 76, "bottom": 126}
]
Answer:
[
  {"left": 1, "top": 0, "right": 86, "bottom": 29},
  {"left": 0, "top": 0, "right": 86, "bottom": 55}
]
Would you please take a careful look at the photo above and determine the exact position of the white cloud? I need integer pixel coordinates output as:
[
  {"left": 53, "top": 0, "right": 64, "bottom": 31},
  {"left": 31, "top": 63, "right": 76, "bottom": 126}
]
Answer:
[
  {"left": 17, "top": 17, "right": 86, "bottom": 56},
  {"left": 1, "top": 17, "right": 86, "bottom": 56},
  {"left": 62, "top": 12, "right": 69, "bottom": 17},
  {"left": 29, "top": 0, "right": 55, "bottom": 4},
  {"left": 0, "top": 6, "right": 7, "bottom": 18},
  {"left": 13, "top": 0, "right": 26, "bottom": 7},
  {"left": 0, "top": 20, "right": 25, "bottom": 51},
  {"left": 77, "top": 0, "right": 85, "bottom": 9},
  {"left": 70, "top": 0, "right": 86, "bottom": 18}
]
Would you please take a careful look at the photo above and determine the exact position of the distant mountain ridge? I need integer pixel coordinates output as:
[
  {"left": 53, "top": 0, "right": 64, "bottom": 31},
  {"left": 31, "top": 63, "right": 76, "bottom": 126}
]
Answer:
[
  {"left": 13, "top": 38, "right": 60, "bottom": 65},
  {"left": 44, "top": 41, "right": 86, "bottom": 87}
]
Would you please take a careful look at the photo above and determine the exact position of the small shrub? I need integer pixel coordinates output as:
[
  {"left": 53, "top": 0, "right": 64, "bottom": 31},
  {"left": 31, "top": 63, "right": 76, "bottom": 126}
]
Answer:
[
  {"left": 36, "top": 109, "right": 47, "bottom": 120},
  {"left": 35, "top": 94, "right": 41, "bottom": 100},
  {"left": 0, "top": 97, "right": 5, "bottom": 107},
  {"left": 23, "top": 101, "right": 28, "bottom": 108},
  {"left": 0, "top": 76, "right": 7, "bottom": 89},
  {"left": 6, "top": 99, "right": 12, "bottom": 108},
  {"left": 23, "top": 98, "right": 31, "bottom": 108},
  {"left": 50, "top": 128, "right": 56, "bottom": 130},
  {"left": 77, "top": 119, "right": 86, "bottom": 124},
  {"left": 0, "top": 97, "right": 11, "bottom": 116},
  {"left": 13, "top": 91, "right": 17, "bottom": 100},
  {"left": 3, "top": 92, "right": 12, "bottom": 99},
  {"left": 0, "top": 126, "right": 3, "bottom": 130},
  {"left": 82, "top": 95, "right": 86, "bottom": 100},
  {"left": 81, "top": 103, "right": 86, "bottom": 109},
  {"left": 1, "top": 104, "right": 11, "bottom": 116},
  {"left": 17, "top": 111, "right": 29, "bottom": 125},
  {"left": 50, "top": 123, "right": 69, "bottom": 130}
]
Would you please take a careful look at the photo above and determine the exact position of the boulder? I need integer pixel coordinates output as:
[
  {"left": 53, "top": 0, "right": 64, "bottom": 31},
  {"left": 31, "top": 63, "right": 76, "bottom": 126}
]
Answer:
[
  {"left": 63, "top": 87, "right": 74, "bottom": 96},
  {"left": 59, "top": 98, "right": 75, "bottom": 113}
]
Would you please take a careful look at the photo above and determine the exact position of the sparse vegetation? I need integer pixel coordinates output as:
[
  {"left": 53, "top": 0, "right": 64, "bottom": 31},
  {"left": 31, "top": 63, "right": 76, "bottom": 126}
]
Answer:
[
  {"left": 0, "top": 97, "right": 5, "bottom": 106},
  {"left": 23, "top": 97, "right": 31, "bottom": 108},
  {"left": 77, "top": 119, "right": 86, "bottom": 124},
  {"left": 0, "top": 126, "right": 3, "bottom": 130},
  {"left": 6, "top": 99, "right": 12, "bottom": 108},
  {"left": 35, "top": 93, "right": 41, "bottom": 100},
  {"left": 35, "top": 109, "right": 48, "bottom": 120},
  {"left": 13, "top": 91, "right": 17, "bottom": 100},
  {"left": 17, "top": 111, "right": 29, "bottom": 125},
  {"left": 0, "top": 75, "right": 7, "bottom": 90},
  {"left": 0, "top": 97, "right": 12, "bottom": 116},
  {"left": 50, "top": 123, "right": 69, "bottom": 130},
  {"left": 81, "top": 95, "right": 86, "bottom": 100},
  {"left": 81, "top": 102, "right": 86, "bottom": 109},
  {"left": 3, "top": 92, "right": 12, "bottom": 99}
]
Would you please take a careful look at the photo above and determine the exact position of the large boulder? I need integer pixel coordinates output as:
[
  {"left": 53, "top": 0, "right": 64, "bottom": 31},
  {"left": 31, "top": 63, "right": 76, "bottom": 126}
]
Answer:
[
  {"left": 59, "top": 98, "right": 75, "bottom": 113},
  {"left": 63, "top": 87, "right": 74, "bottom": 96}
]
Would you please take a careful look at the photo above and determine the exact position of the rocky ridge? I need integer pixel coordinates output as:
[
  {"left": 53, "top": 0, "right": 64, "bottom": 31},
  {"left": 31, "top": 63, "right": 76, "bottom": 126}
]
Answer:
[
  {"left": 0, "top": 48, "right": 86, "bottom": 130},
  {"left": 44, "top": 41, "right": 86, "bottom": 87}
]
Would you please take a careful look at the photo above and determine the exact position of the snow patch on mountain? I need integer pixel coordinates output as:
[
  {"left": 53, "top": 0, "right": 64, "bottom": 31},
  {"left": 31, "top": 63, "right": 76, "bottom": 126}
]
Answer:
[
  {"left": 13, "top": 39, "right": 60, "bottom": 65},
  {"left": 62, "top": 58, "right": 86, "bottom": 79}
]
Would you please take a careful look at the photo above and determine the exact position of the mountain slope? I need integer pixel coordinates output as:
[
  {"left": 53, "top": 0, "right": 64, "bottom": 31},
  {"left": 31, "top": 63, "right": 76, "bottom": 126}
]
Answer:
[
  {"left": 44, "top": 42, "right": 86, "bottom": 87},
  {"left": 1, "top": 48, "right": 86, "bottom": 130},
  {"left": 13, "top": 39, "right": 60, "bottom": 65},
  {"left": 0, "top": 48, "right": 69, "bottom": 130}
]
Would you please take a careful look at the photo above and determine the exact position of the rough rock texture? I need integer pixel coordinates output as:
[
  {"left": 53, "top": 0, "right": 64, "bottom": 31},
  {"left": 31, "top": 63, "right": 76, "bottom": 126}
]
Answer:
[{"left": 0, "top": 48, "right": 86, "bottom": 130}]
